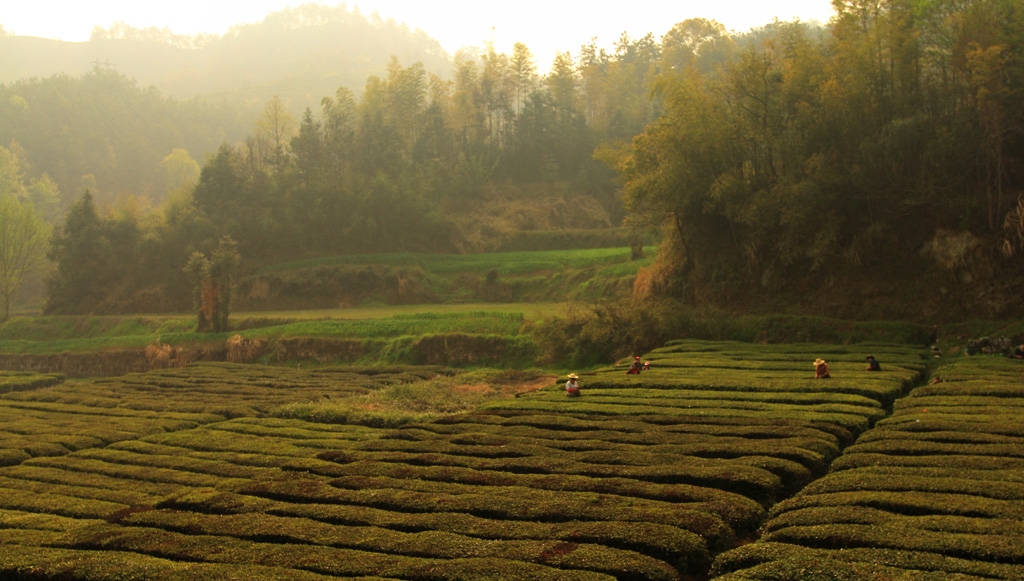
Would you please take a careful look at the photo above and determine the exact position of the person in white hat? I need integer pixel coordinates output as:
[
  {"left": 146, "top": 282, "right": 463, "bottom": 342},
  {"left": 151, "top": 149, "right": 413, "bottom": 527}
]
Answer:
[{"left": 565, "top": 373, "right": 581, "bottom": 397}]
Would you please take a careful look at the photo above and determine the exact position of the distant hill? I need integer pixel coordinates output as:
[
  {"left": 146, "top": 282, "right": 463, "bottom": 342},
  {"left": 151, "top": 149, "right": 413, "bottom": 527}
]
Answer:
[
  {"left": 0, "top": 4, "right": 453, "bottom": 114},
  {"left": 0, "top": 4, "right": 457, "bottom": 209}
]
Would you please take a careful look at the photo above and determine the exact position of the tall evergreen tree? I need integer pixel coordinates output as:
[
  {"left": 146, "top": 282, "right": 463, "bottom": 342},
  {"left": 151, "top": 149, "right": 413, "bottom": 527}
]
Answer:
[{"left": 45, "top": 191, "right": 110, "bottom": 313}]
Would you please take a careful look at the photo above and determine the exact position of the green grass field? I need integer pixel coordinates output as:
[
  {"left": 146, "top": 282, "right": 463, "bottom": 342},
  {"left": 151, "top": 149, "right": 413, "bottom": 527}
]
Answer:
[{"left": 259, "top": 247, "right": 656, "bottom": 275}]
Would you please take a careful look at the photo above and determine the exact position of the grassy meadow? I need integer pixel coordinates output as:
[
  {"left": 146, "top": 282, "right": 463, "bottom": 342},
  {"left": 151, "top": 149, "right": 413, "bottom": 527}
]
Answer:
[
  {"left": 6, "top": 339, "right": 1015, "bottom": 580},
  {"left": 236, "top": 247, "right": 657, "bottom": 311},
  {"left": 258, "top": 247, "right": 657, "bottom": 276}
]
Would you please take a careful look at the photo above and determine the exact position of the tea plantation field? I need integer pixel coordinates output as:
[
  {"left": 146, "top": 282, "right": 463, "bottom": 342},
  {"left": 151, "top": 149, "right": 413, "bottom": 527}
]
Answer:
[
  {"left": 711, "top": 354, "right": 1024, "bottom": 580},
  {"left": 0, "top": 341, "right": 1015, "bottom": 579}
]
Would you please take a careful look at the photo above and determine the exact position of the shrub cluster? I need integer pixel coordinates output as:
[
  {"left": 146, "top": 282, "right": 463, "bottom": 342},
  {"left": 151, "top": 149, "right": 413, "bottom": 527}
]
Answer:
[{"left": 0, "top": 371, "right": 64, "bottom": 393}]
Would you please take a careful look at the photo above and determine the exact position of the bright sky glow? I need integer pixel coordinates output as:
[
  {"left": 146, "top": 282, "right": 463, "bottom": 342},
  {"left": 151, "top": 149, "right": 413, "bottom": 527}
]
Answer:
[{"left": 4, "top": 1, "right": 837, "bottom": 68}]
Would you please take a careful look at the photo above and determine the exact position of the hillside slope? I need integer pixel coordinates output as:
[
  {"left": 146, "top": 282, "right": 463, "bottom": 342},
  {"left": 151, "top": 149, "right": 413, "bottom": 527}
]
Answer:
[{"left": 0, "top": 4, "right": 451, "bottom": 110}]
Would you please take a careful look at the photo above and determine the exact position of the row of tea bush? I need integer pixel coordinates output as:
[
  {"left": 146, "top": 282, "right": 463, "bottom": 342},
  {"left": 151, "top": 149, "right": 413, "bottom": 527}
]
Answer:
[
  {"left": 0, "top": 341, "right": 928, "bottom": 579},
  {"left": 712, "top": 354, "right": 1024, "bottom": 579}
]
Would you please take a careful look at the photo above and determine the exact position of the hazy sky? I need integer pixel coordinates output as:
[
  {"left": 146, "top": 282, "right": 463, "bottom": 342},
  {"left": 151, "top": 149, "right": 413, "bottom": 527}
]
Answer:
[{"left": 5, "top": 1, "right": 837, "bottom": 67}]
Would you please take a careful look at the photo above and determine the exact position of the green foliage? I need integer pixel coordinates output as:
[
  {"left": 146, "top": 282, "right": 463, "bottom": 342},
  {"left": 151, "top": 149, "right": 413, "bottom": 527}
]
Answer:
[
  {"left": 2, "top": 4, "right": 1021, "bottom": 321},
  {"left": 0, "top": 370, "right": 62, "bottom": 393},
  {"left": 0, "top": 315, "right": 191, "bottom": 342},
  {"left": 712, "top": 542, "right": 1023, "bottom": 580},
  {"left": 44, "top": 192, "right": 108, "bottom": 314},
  {"left": 0, "top": 155, "right": 51, "bottom": 321},
  {"left": 0, "top": 68, "right": 247, "bottom": 208},
  {"left": 615, "top": 8, "right": 1024, "bottom": 318},
  {"left": 183, "top": 236, "right": 241, "bottom": 333},
  {"left": 269, "top": 312, "right": 524, "bottom": 338},
  {"left": 0, "top": 545, "right": 343, "bottom": 580},
  {"left": 717, "top": 351, "right": 1024, "bottom": 578},
  {"left": 115, "top": 509, "right": 681, "bottom": 581},
  {"left": 0, "top": 339, "right": 1017, "bottom": 581},
  {"left": 0, "top": 311, "right": 541, "bottom": 371}
]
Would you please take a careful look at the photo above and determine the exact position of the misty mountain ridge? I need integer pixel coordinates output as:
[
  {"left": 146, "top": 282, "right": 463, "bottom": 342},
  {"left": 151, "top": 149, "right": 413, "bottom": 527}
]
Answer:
[{"left": 0, "top": 4, "right": 453, "bottom": 113}]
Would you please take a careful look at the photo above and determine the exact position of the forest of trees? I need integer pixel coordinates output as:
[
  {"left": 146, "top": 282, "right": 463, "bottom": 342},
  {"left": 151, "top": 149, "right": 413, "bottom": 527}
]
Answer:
[
  {"left": 615, "top": 0, "right": 1024, "bottom": 315},
  {"left": 3, "top": 0, "right": 1023, "bottom": 319},
  {"left": 0, "top": 69, "right": 246, "bottom": 209},
  {"left": 14, "top": 14, "right": 670, "bottom": 314}
]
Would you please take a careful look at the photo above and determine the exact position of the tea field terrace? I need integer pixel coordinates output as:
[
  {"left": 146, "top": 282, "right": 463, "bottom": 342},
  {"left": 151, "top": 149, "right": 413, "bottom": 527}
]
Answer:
[
  {"left": 712, "top": 354, "right": 1024, "bottom": 579},
  {"left": 0, "top": 341, "right": 932, "bottom": 579}
]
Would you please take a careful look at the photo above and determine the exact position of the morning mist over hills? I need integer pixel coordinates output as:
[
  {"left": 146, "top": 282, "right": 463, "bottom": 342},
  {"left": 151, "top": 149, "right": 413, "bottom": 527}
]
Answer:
[{"left": 0, "top": 5, "right": 451, "bottom": 112}]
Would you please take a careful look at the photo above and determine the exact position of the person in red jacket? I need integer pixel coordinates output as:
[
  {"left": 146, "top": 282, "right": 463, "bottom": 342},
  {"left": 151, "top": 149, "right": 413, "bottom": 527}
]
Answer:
[
  {"left": 866, "top": 354, "right": 881, "bottom": 371},
  {"left": 626, "top": 356, "right": 643, "bottom": 375}
]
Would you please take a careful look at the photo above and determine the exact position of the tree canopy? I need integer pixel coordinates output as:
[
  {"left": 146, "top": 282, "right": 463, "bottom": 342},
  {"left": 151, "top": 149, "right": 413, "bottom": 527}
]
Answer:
[
  {"left": 614, "top": 1, "right": 1024, "bottom": 313},
  {"left": 18, "top": 0, "right": 1024, "bottom": 320}
]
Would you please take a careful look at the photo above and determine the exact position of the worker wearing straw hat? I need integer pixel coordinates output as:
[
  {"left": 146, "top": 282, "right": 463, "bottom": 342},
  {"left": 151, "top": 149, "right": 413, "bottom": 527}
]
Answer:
[
  {"left": 565, "top": 373, "right": 581, "bottom": 397},
  {"left": 814, "top": 358, "right": 831, "bottom": 379}
]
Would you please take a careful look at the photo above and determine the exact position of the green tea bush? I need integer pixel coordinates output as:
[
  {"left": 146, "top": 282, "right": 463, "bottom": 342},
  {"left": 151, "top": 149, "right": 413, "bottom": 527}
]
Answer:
[
  {"left": 0, "top": 339, "right": 977, "bottom": 581},
  {"left": 63, "top": 521, "right": 633, "bottom": 580},
  {"left": 0, "top": 371, "right": 64, "bottom": 393},
  {"left": 406, "top": 416, "right": 841, "bottom": 449},
  {"left": 763, "top": 505, "right": 1024, "bottom": 536},
  {"left": 484, "top": 399, "right": 874, "bottom": 434},
  {"left": 158, "top": 488, "right": 706, "bottom": 567},
  {"left": 236, "top": 476, "right": 743, "bottom": 555},
  {"left": 840, "top": 438, "right": 1024, "bottom": 458},
  {"left": 0, "top": 474, "right": 158, "bottom": 507},
  {"left": 0, "top": 486, "right": 123, "bottom": 519},
  {"left": 716, "top": 350, "right": 1024, "bottom": 577},
  {"left": 0, "top": 545, "right": 350, "bottom": 580},
  {"left": 0, "top": 448, "right": 31, "bottom": 466},
  {"left": 582, "top": 376, "right": 910, "bottom": 409},
  {"left": 830, "top": 452, "right": 1024, "bottom": 472},
  {"left": 762, "top": 522, "right": 1024, "bottom": 563},
  {"left": 71, "top": 448, "right": 265, "bottom": 479},
  {"left": 712, "top": 543, "right": 1019, "bottom": 580},
  {"left": 797, "top": 470, "right": 1024, "bottom": 501},
  {"left": 27, "top": 455, "right": 244, "bottom": 488},
  {"left": 768, "top": 489, "right": 1024, "bottom": 520},
  {"left": 120, "top": 509, "right": 682, "bottom": 581}
]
